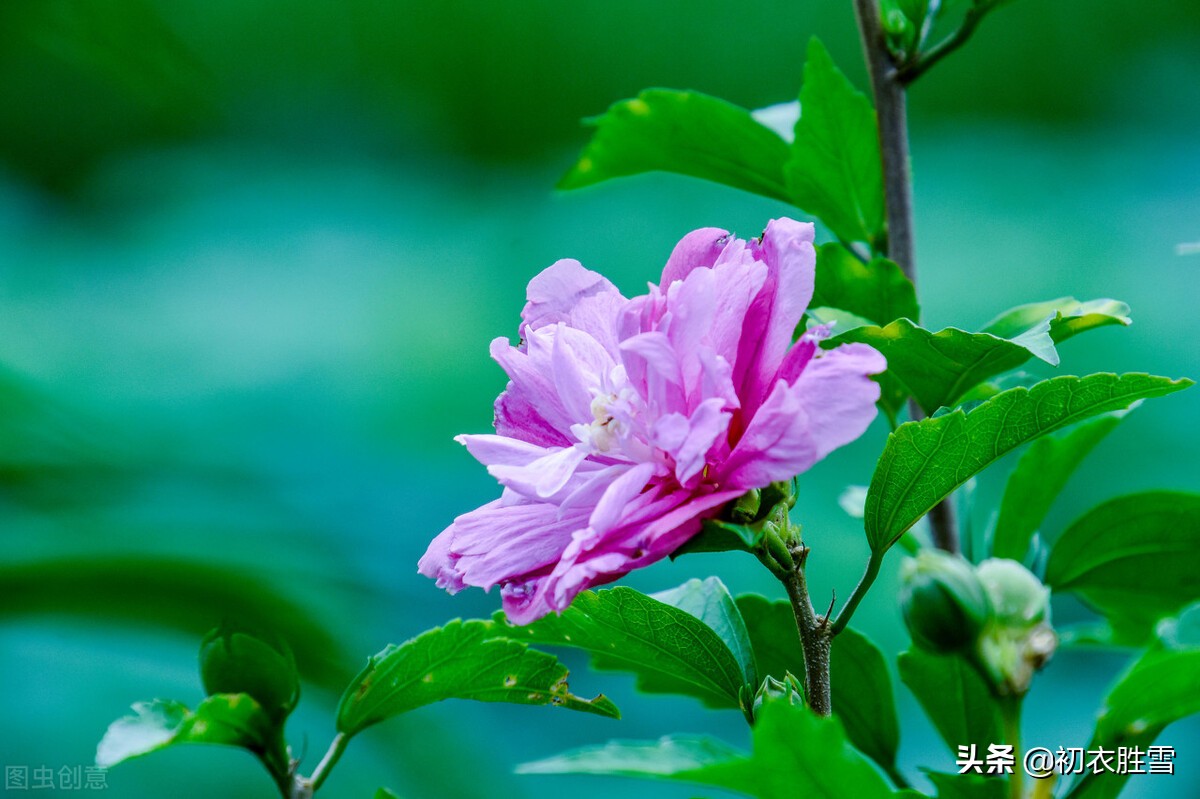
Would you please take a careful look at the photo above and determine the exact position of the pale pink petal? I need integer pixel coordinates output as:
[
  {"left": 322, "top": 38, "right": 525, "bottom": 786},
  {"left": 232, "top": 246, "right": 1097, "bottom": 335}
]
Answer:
[
  {"left": 488, "top": 444, "right": 589, "bottom": 499},
  {"left": 522, "top": 259, "right": 623, "bottom": 337},
  {"left": 418, "top": 523, "right": 466, "bottom": 592},
  {"left": 490, "top": 335, "right": 576, "bottom": 441},
  {"left": 457, "top": 433, "right": 550, "bottom": 468},
  {"left": 719, "top": 379, "right": 816, "bottom": 488},
  {"left": 671, "top": 397, "right": 732, "bottom": 487},
  {"left": 551, "top": 324, "right": 617, "bottom": 424},
  {"left": 788, "top": 343, "right": 885, "bottom": 459},
  {"left": 589, "top": 461, "right": 656, "bottom": 533},
  {"left": 659, "top": 227, "right": 729, "bottom": 287}
]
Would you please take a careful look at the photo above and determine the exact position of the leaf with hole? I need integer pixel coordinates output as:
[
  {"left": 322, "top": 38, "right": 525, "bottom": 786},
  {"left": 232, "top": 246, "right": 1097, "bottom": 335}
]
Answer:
[
  {"left": 96, "top": 695, "right": 279, "bottom": 768},
  {"left": 336, "top": 620, "right": 618, "bottom": 737},
  {"left": 495, "top": 585, "right": 749, "bottom": 711}
]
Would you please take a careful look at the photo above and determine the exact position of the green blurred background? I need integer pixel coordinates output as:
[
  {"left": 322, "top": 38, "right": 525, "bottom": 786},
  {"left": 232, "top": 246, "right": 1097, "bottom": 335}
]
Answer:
[{"left": 1, "top": 1, "right": 1197, "bottom": 797}]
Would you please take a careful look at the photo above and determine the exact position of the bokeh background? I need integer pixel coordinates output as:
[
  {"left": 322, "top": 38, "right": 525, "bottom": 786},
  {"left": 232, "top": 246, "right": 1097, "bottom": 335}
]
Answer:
[{"left": 1, "top": 1, "right": 1198, "bottom": 797}]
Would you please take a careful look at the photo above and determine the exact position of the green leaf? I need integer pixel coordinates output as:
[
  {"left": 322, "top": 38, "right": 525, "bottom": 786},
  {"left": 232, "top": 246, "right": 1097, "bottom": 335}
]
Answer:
[
  {"left": 734, "top": 595, "right": 901, "bottom": 780},
  {"left": 671, "top": 517, "right": 763, "bottom": 557},
  {"left": 898, "top": 651, "right": 1002, "bottom": 755},
  {"left": 865, "top": 373, "right": 1192, "bottom": 552},
  {"left": 1096, "top": 646, "right": 1200, "bottom": 746},
  {"left": 495, "top": 586, "right": 748, "bottom": 711},
  {"left": 560, "top": 89, "right": 791, "bottom": 202},
  {"left": 1066, "top": 630, "right": 1200, "bottom": 799},
  {"left": 96, "top": 694, "right": 275, "bottom": 768},
  {"left": 1045, "top": 491, "right": 1200, "bottom": 639},
  {"left": 374, "top": 790, "right": 402, "bottom": 799},
  {"left": 736, "top": 594, "right": 803, "bottom": 683},
  {"left": 827, "top": 318, "right": 1059, "bottom": 416},
  {"left": 520, "top": 701, "right": 896, "bottom": 799},
  {"left": 831, "top": 628, "right": 903, "bottom": 781},
  {"left": 991, "top": 410, "right": 1129, "bottom": 560},
  {"left": 830, "top": 297, "right": 1132, "bottom": 416},
  {"left": 812, "top": 243, "right": 919, "bottom": 326},
  {"left": 652, "top": 577, "right": 757, "bottom": 688},
  {"left": 518, "top": 735, "right": 744, "bottom": 778},
  {"left": 336, "top": 619, "right": 618, "bottom": 736},
  {"left": 926, "top": 771, "right": 1006, "bottom": 799},
  {"left": 981, "top": 297, "right": 1131, "bottom": 345},
  {"left": 785, "top": 38, "right": 885, "bottom": 246}
]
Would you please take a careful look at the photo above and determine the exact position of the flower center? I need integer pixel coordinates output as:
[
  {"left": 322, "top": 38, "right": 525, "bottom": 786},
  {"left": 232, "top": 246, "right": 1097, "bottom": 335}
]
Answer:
[{"left": 588, "top": 393, "right": 622, "bottom": 453}]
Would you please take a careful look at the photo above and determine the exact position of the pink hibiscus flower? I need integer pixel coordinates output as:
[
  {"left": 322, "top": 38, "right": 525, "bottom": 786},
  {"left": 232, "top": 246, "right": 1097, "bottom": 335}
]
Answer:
[{"left": 419, "top": 219, "right": 885, "bottom": 623}]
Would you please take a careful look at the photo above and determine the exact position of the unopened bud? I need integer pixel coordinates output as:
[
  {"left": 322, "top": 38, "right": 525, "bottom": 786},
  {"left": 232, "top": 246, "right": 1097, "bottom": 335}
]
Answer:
[
  {"left": 200, "top": 623, "right": 300, "bottom": 720},
  {"left": 976, "top": 558, "right": 1051, "bottom": 628},
  {"left": 973, "top": 559, "right": 1057, "bottom": 696},
  {"left": 752, "top": 673, "right": 805, "bottom": 720},
  {"left": 900, "top": 550, "right": 991, "bottom": 654}
]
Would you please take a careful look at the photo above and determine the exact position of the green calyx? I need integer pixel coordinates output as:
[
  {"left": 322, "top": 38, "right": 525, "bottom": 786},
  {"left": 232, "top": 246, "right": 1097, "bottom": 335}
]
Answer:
[{"left": 751, "top": 673, "right": 806, "bottom": 722}]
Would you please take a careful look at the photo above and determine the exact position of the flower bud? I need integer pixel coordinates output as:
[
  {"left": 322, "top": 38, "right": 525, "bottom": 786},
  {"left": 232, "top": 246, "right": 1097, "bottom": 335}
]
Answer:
[
  {"left": 976, "top": 558, "right": 1051, "bottom": 628},
  {"left": 751, "top": 673, "right": 805, "bottom": 721},
  {"left": 900, "top": 550, "right": 991, "bottom": 654},
  {"left": 200, "top": 623, "right": 300, "bottom": 720},
  {"left": 973, "top": 559, "right": 1056, "bottom": 696}
]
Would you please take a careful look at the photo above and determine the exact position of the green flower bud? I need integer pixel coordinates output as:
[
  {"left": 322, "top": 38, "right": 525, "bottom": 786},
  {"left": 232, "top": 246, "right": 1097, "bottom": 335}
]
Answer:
[
  {"left": 976, "top": 558, "right": 1051, "bottom": 628},
  {"left": 751, "top": 672, "right": 805, "bottom": 721},
  {"left": 200, "top": 623, "right": 300, "bottom": 720},
  {"left": 900, "top": 550, "right": 991, "bottom": 654},
  {"left": 972, "top": 559, "right": 1056, "bottom": 696}
]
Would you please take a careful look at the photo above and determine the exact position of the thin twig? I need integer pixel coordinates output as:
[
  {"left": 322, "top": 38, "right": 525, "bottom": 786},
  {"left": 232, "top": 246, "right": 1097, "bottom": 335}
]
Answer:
[
  {"left": 898, "top": 5, "right": 990, "bottom": 86},
  {"left": 830, "top": 550, "right": 884, "bottom": 636}
]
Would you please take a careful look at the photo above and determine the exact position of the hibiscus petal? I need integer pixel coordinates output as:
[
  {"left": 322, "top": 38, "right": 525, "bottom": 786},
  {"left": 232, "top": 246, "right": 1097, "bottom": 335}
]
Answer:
[
  {"left": 737, "top": 218, "right": 817, "bottom": 415},
  {"left": 788, "top": 343, "right": 885, "bottom": 459},
  {"left": 672, "top": 397, "right": 732, "bottom": 487},
  {"left": 457, "top": 433, "right": 551, "bottom": 468},
  {"left": 490, "top": 335, "right": 576, "bottom": 443},
  {"left": 589, "top": 461, "right": 656, "bottom": 533},
  {"left": 721, "top": 343, "right": 883, "bottom": 488},
  {"left": 488, "top": 444, "right": 590, "bottom": 499},
  {"left": 546, "top": 487, "right": 743, "bottom": 610},
  {"left": 659, "top": 227, "right": 729, "bottom": 287},
  {"left": 551, "top": 324, "right": 618, "bottom": 424},
  {"left": 522, "top": 258, "right": 623, "bottom": 339}
]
